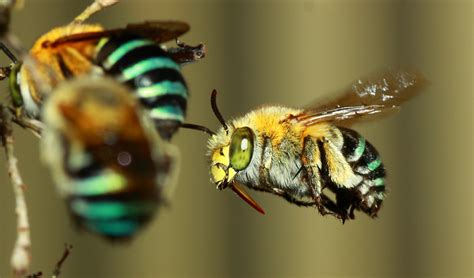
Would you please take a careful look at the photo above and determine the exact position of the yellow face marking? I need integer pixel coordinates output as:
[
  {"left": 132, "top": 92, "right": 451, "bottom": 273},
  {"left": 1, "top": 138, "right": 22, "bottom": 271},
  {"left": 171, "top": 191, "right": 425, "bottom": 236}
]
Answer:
[
  {"left": 210, "top": 146, "right": 230, "bottom": 185},
  {"left": 210, "top": 165, "right": 226, "bottom": 185},
  {"left": 227, "top": 168, "right": 237, "bottom": 183},
  {"left": 211, "top": 146, "right": 229, "bottom": 166}
]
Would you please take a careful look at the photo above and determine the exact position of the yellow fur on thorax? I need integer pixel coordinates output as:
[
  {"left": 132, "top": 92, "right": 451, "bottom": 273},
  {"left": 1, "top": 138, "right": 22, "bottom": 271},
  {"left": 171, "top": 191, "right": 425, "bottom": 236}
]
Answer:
[
  {"left": 24, "top": 24, "right": 104, "bottom": 103},
  {"left": 30, "top": 24, "right": 103, "bottom": 55},
  {"left": 208, "top": 106, "right": 303, "bottom": 185},
  {"left": 302, "top": 122, "right": 333, "bottom": 140},
  {"left": 233, "top": 106, "right": 304, "bottom": 147},
  {"left": 30, "top": 24, "right": 104, "bottom": 71}
]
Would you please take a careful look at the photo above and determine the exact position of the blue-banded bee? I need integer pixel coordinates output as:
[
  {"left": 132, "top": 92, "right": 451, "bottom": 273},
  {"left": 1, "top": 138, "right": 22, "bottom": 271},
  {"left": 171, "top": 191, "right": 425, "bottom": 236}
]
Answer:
[
  {"left": 41, "top": 76, "right": 178, "bottom": 239},
  {"left": 3, "top": 0, "right": 204, "bottom": 139},
  {"left": 94, "top": 34, "right": 192, "bottom": 139},
  {"left": 187, "top": 70, "right": 425, "bottom": 221}
]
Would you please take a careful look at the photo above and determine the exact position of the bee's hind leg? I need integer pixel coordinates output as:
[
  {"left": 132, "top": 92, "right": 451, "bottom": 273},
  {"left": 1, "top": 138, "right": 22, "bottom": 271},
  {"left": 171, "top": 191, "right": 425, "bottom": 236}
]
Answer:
[
  {"left": 268, "top": 187, "right": 314, "bottom": 207},
  {"left": 301, "top": 137, "right": 348, "bottom": 221},
  {"left": 168, "top": 40, "right": 206, "bottom": 66}
]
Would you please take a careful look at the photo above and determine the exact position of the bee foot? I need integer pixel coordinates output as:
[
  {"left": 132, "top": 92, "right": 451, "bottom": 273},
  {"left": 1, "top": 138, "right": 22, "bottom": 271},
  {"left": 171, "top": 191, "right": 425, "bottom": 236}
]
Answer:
[
  {"left": 314, "top": 195, "right": 351, "bottom": 221},
  {"left": 168, "top": 40, "right": 206, "bottom": 65},
  {"left": 314, "top": 197, "right": 339, "bottom": 218}
]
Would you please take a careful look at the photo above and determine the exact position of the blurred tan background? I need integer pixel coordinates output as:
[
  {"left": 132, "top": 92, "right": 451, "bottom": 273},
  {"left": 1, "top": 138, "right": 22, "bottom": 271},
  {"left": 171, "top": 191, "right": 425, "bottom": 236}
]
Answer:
[{"left": 0, "top": 0, "right": 472, "bottom": 277}]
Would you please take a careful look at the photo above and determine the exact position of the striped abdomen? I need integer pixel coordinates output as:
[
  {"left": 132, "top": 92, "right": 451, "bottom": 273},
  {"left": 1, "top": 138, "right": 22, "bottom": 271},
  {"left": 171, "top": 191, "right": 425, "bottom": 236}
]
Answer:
[
  {"left": 95, "top": 35, "right": 188, "bottom": 140},
  {"left": 337, "top": 127, "right": 386, "bottom": 217},
  {"left": 63, "top": 147, "right": 160, "bottom": 240}
]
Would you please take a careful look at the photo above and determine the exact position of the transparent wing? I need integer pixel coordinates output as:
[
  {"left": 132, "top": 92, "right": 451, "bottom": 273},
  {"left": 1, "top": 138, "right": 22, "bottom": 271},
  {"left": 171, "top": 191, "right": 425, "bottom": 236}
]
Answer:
[
  {"left": 123, "top": 21, "right": 190, "bottom": 43},
  {"left": 293, "top": 69, "right": 427, "bottom": 126},
  {"left": 48, "top": 21, "right": 190, "bottom": 47}
]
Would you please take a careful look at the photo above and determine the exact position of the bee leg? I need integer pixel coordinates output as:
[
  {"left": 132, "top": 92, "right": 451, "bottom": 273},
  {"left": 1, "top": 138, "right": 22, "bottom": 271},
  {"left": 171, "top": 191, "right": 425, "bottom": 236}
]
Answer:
[
  {"left": 313, "top": 194, "right": 347, "bottom": 220},
  {"left": 258, "top": 137, "right": 273, "bottom": 189},
  {"left": 322, "top": 182, "right": 355, "bottom": 221},
  {"left": 168, "top": 40, "right": 206, "bottom": 66},
  {"left": 7, "top": 108, "right": 43, "bottom": 137},
  {"left": 349, "top": 205, "right": 356, "bottom": 219},
  {"left": 268, "top": 188, "right": 315, "bottom": 207},
  {"left": 301, "top": 137, "right": 346, "bottom": 219}
]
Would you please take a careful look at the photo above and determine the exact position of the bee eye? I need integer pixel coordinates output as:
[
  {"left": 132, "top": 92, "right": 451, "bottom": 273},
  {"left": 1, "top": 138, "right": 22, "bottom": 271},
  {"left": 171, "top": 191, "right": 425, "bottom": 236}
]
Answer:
[
  {"left": 229, "top": 127, "right": 254, "bottom": 170},
  {"left": 9, "top": 63, "right": 23, "bottom": 108}
]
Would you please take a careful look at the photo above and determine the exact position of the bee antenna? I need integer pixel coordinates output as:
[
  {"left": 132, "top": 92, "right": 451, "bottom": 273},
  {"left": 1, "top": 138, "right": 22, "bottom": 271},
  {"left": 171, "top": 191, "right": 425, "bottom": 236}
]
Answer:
[
  {"left": 211, "top": 89, "right": 229, "bottom": 134},
  {"left": 180, "top": 123, "right": 215, "bottom": 136},
  {"left": 0, "top": 42, "right": 18, "bottom": 63}
]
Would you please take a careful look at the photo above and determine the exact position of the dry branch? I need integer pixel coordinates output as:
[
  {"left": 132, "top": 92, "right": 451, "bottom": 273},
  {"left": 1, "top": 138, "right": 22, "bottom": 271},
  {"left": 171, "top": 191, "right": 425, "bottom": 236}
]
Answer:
[
  {"left": 0, "top": 105, "right": 31, "bottom": 276},
  {"left": 51, "top": 244, "right": 73, "bottom": 278}
]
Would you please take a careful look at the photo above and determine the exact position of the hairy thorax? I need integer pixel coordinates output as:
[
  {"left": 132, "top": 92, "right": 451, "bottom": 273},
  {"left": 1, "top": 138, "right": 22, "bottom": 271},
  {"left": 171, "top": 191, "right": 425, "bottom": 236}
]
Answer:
[{"left": 232, "top": 106, "right": 322, "bottom": 199}]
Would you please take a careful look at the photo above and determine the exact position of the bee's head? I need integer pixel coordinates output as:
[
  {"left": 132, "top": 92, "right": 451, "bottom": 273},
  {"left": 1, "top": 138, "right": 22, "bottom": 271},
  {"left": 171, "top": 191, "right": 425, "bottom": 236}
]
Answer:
[
  {"left": 209, "top": 127, "right": 254, "bottom": 189},
  {"left": 181, "top": 89, "right": 264, "bottom": 214},
  {"left": 207, "top": 90, "right": 264, "bottom": 214}
]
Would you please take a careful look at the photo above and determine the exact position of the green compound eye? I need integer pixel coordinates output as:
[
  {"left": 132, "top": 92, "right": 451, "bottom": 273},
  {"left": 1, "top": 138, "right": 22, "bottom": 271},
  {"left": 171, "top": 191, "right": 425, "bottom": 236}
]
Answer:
[
  {"left": 229, "top": 127, "right": 254, "bottom": 171},
  {"left": 9, "top": 63, "right": 23, "bottom": 108}
]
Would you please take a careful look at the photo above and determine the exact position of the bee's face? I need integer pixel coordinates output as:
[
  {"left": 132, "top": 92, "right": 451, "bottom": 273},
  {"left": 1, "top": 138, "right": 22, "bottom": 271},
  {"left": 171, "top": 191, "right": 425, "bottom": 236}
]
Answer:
[{"left": 209, "top": 127, "right": 255, "bottom": 189}]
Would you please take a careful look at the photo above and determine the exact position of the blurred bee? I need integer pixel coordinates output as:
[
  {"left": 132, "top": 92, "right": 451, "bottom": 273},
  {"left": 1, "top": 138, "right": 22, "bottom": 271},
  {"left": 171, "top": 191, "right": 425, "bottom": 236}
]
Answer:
[
  {"left": 194, "top": 70, "right": 426, "bottom": 221},
  {"left": 41, "top": 76, "right": 178, "bottom": 239},
  {"left": 2, "top": 0, "right": 205, "bottom": 139}
]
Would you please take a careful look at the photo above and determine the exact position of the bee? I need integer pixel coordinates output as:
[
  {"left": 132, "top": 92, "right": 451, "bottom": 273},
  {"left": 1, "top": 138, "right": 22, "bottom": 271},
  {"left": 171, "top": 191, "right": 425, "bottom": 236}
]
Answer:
[
  {"left": 2, "top": 0, "right": 205, "bottom": 139},
  {"left": 41, "top": 76, "right": 178, "bottom": 239},
  {"left": 195, "top": 70, "right": 426, "bottom": 221}
]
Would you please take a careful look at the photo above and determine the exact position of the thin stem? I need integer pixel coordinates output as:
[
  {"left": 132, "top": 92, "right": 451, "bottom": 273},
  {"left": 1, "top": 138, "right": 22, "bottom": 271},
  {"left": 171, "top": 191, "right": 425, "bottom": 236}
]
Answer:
[
  {"left": 0, "top": 0, "right": 23, "bottom": 9},
  {"left": 0, "top": 105, "right": 31, "bottom": 276},
  {"left": 52, "top": 244, "right": 73, "bottom": 278},
  {"left": 72, "top": 0, "right": 119, "bottom": 25},
  {"left": 10, "top": 109, "right": 43, "bottom": 138}
]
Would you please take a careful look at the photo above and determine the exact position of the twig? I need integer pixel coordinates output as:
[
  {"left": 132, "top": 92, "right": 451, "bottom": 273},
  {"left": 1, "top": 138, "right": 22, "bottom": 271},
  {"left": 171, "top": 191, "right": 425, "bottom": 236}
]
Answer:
[
  {"left": 0, "top": 0, "right": 14, "bottom": 38},
  {"left": 0, "top": 0, "right": 25, "bottom": 53},
  {"left": 52, "top": 244, "right": 73, "bottom": 278},
  {"left": 0, "top": 104, "right": 31, "bottom": 276},
  {"left": 0, "top": 0, "right": 23, "bottom": 9},
  {"left": 24, "top": 244, "right": 73, "bottom": 278},
  {"left": 72, "top": 0, "right": 119, "bottom": 25},
  {"left": 9, "top": 108, "right": 43, "bottom": 138},
  {"left": 25, "top": 271, "right": 42, "bottom": 278}
]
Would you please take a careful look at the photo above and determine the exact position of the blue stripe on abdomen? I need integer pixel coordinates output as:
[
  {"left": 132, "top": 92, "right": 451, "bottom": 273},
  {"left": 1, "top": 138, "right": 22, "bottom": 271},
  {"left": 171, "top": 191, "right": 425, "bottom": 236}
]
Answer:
[
  {"left": 70, "top": 198, "right": 156, "bottom": 238},
  {"left": 70, "top": 199, "right": 155, "bottom": 219},
  {"left": 118, "top": 58, "right": 181, "bottom": 82},
  {"left": 149, "top": 105, "right": 185, "bottom": 122},
  {"left": 85, "top": 219, "right": 140, "bottom": 237},
  {"left": 95, "top": 35, "right": 188, "bottom": 139},
  {"left": 69, "top": 170, "right": 127, "bottom": 196},
  {"left": 102, "top": 39, "right": 154, "bottom": 70},
  {"left": 137, "top": 80, "right": 187, "bottom": 99}
]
